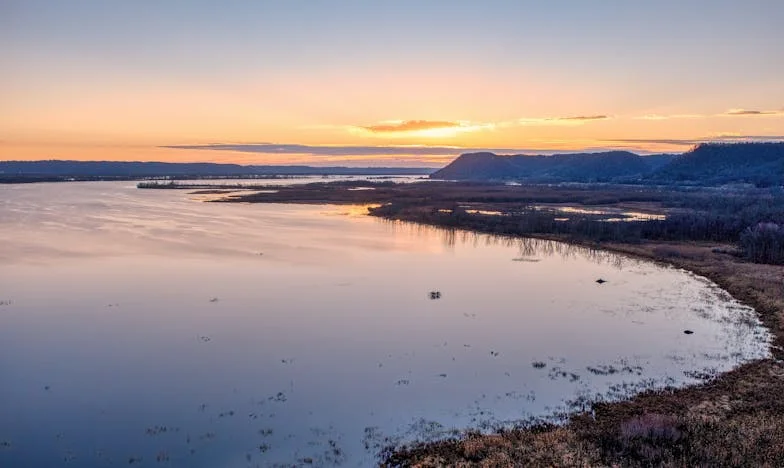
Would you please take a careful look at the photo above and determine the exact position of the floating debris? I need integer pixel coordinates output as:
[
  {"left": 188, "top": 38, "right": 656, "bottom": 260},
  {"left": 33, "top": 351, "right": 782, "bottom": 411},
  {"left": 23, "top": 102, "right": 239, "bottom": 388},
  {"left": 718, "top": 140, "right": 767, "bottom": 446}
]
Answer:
[
  {"left": 596, "top": 278, "right": 607, "bottom": 284},
  {"left": 258, "top": 444, "right": 270, "bottom": 453},
  {"left": 429, "top": 291, "right": 441, "bottom": 300},
  {"left": 208, "top": 297, "right": 219, "bottom": 303},
  {"left": 684, "top": 329, "right": 694, "bottom": 334},
  {"left": 490, "top": 351, "right": 500, "bottom": 357},
  {"left": 532, "top": 361, "right": 546, "bottom": 369},
  {"left": 395, "top": 379, "right": 410, "bottom": 386}
]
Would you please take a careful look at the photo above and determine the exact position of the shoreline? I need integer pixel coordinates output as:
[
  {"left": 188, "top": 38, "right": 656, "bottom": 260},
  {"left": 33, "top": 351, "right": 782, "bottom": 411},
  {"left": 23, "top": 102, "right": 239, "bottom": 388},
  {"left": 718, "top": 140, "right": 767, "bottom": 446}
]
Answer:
[
  {"left": 192, "top": 181, "right": 784, "bottom": 466},
  {"left": 368, "top": 217, "right": 784, "bottom": 466}
]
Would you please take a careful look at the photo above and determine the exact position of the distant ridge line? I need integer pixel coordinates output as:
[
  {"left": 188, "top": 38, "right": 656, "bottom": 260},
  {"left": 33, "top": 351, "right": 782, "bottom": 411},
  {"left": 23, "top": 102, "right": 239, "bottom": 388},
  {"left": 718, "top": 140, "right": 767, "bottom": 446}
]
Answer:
[{"left": 431, "top": 142, "right": 784, "bottom": 187}]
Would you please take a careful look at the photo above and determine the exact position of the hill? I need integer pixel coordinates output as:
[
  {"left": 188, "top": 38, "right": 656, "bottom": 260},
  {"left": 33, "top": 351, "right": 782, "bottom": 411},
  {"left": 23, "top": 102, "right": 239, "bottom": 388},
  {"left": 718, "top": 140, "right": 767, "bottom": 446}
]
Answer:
[
  {"left": 431, "top": 151, "right": 674, "bottom": 182},
  {"left": 648, "top": 142, "right": 784, "bottom": 186},
  {"left": 431, "top": 143, "right": 784, "bottom": 186}
]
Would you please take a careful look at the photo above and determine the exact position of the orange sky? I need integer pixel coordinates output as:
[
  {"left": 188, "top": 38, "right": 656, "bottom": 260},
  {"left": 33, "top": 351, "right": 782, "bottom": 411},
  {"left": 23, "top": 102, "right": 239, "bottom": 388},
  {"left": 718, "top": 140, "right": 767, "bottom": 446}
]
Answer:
[{"left": 2, "top": 1, "right": 783, "bottom": 166}]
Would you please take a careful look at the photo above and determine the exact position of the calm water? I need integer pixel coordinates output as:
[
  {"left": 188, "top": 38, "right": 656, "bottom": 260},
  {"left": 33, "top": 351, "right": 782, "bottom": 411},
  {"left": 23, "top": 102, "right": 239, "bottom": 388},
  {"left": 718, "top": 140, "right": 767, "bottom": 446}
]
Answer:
[{"left": 0, "top": 182, "right": 770, "bottom": 467}]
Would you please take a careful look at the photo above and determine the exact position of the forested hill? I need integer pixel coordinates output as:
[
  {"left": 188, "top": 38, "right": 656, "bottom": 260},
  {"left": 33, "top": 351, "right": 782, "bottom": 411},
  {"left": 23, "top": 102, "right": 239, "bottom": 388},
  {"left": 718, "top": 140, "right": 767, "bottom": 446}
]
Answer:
[
  {"left": 0, "top": 160, "right": 434, "bottom": 182},
  {"left": 431, "top": 143, "right": 784, "bottom": 186},
  {"left": 430, "top": 151, "right": 675, "bottom": 182},
  {"left": 648, "top": 142, "right": 784, "bottom": 186}
]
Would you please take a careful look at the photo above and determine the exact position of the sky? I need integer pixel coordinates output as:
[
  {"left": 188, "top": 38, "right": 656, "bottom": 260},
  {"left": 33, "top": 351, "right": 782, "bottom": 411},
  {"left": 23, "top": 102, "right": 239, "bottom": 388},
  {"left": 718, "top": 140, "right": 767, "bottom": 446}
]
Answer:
[{"left": 1, "top": 0, "right": 783, "bottom": 167}]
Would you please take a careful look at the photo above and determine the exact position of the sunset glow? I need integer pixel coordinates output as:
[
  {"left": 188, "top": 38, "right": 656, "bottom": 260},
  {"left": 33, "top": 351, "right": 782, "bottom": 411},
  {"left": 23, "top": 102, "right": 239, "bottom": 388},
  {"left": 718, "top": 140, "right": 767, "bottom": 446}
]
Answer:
[{"left": 1, "top": 1, "right": 782, "bottom": 166}]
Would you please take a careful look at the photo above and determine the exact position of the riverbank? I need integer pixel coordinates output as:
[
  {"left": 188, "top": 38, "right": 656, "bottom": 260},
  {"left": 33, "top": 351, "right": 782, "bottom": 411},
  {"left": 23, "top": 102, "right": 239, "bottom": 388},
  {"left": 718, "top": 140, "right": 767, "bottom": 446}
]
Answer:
[{"left": 210, "top": 181, "right": 784, "bottom": 465}]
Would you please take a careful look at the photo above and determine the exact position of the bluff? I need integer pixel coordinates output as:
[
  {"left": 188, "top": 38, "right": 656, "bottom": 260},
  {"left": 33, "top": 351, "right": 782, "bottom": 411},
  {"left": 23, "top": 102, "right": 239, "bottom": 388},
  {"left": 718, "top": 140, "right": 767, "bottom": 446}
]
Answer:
[
  {"left": 431, "top": 151, "right": 673, "bottom": 182},
  {"left": 648, "top": 142, "right": 784, "bottom": 186}
]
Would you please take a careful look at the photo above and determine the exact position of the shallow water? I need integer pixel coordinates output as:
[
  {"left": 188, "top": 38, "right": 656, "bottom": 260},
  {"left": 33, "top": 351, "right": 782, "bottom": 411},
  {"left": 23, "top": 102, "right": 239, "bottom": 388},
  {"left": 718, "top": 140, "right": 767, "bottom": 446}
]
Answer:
[{"left": 0, "top": 182, "right": 770, "bottom": 467}]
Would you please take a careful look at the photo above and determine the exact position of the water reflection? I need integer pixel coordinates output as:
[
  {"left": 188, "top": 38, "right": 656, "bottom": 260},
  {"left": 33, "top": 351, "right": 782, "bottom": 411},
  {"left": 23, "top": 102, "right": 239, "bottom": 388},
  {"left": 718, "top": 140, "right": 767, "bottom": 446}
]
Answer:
[
  {"left": 383, "top": 220, "right": 627, "bottom": 267},
  {"left": 0, "top": 182, "right": 771, "bottom": 467}
]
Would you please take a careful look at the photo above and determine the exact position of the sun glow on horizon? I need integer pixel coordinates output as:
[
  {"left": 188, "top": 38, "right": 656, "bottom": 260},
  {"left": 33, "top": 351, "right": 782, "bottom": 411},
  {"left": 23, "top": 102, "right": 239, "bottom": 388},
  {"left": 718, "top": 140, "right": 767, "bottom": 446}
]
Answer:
[{"left": 1, "top": 1, "right": 782, "bottom": 165}]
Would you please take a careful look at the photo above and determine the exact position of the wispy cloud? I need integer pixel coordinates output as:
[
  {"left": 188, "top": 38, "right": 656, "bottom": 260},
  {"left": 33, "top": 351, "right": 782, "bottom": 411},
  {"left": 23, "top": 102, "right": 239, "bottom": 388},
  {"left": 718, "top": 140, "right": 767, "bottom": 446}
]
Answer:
[
  {"left": 350, "top": 115, "right": 610, "bottom": 136},
  {"left": 555, "top": 115, "right": 609, "bottom": 121},
  {"left": 514, "top": 115, "right": 611, "bottom": 126},
  {"left": 163, "top": 143, "right": 527, "bottom": 156},
  {"left": 359, "top": 120, "right": 461, "bottom": 133},
  {"left": 351, "top": 119, "right": 495, "bottom": 138},
  {"left": 605, "top": 134, "right": 784, "bottom": 147},
  {"left": 632, "top": 108, "right": 784, "bottom": 120},
  {"left": 723, "top": 108, "right": 784, "bottom": 116}
]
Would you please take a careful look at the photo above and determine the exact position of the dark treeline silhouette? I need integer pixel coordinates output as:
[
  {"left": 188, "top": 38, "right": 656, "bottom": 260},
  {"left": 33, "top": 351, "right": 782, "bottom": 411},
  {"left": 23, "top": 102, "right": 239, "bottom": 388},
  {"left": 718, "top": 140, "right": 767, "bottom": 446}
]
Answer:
[
  {"left": 0, "top": 160, "right": 433, "bottom": 183},
  {"left": 432, "top": 142, "right": 784, "bottom": 186}
]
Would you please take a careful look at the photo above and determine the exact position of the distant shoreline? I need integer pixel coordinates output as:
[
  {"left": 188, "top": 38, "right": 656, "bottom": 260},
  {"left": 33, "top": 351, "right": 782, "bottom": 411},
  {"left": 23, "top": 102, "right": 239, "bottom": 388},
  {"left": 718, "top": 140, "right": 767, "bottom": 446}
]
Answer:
[{"left": 0, "top": 160, "right": 435, "bottom": 185}]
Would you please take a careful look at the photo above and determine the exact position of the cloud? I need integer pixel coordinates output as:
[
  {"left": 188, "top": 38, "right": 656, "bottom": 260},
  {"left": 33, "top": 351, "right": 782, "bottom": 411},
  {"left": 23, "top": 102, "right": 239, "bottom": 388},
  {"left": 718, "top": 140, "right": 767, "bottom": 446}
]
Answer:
[
  {"left": 723, "top": 108, "right": 784, "bottom": 116},
  {"left": 605, "top": 135, "right": 784, "bottom": 147},
  {"left": 554, "top": 115, "right": 609, "bottom": 121},
  {"left": 162, "top": 143, "right": 529, "bottom": 156},
  {"left": 513, "top": 115, "right": 611, "bottom": 126},
  {"left": 359, "top": 120, "right": 461, "bottom": 133},
  {"left": 352, "top": 115, "right": 610, "bottom": 136},
  {"left": 632, "top": 109, "right": 784, "bottom": 120}
]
